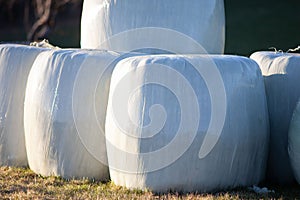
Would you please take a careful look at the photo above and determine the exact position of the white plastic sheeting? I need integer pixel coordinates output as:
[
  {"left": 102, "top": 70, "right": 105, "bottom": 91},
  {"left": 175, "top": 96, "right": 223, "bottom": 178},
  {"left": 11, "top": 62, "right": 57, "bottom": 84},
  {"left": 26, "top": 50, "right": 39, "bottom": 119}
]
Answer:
[
  {"left": 105, "top": 55, "right": 269, "bottom": 192},
  {"left": 289, "top": 102, "right": 300, "bottom": 184},
  {"left": 81, "top": 0, "right": 225, "bottom": 54},
  {"left": 251, "top": 52, "right": 300, "bottom": 184},
  {"left": 0, "top": 44, "right": 47, "bottom": 166},
  {"left": 24, "top": 49, "right": 122, "bottom": 180}
]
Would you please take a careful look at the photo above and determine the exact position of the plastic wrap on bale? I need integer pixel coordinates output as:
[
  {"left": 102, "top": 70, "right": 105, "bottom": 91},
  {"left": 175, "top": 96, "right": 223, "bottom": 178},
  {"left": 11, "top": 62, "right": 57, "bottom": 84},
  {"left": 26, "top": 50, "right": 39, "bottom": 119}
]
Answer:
[
  {"left": 81, "top": 0, "right": 225, "bottom": 54},
  {"left": 289, "top": 101, "right": 300, "bottom": 185},
  {"left": 0, "top": 44, "right": 48, "bottom": 167},
  {"left": 251, "top": 52, "right": 300, "bottom": 184},
  {"left": 105, "top": 55, "right": 269, "bottom": 193},
  {"left": 24, "top": 49, "right": 126, "bottom": 180}
]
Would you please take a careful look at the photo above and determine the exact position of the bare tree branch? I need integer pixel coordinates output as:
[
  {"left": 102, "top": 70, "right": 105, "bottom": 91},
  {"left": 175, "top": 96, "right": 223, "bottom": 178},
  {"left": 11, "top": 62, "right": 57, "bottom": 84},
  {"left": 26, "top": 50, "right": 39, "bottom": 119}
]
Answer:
[
  {"left": 35, "top": 0, "right": 45, "bottom": 17},
  {"left": 24, "top": 0, "right": 31, "bottom": 32},
  {"left": 27, "top": 0, "right": 52, "bottom": 41},
  {"left": 1, "top": 0, "right": 82, "bottom": 42}
]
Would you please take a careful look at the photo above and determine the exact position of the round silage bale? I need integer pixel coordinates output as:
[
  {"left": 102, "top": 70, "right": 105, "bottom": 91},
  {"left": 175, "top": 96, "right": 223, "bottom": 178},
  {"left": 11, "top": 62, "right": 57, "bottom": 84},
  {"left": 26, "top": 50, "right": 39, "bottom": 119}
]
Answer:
[
  {"left": 81, "top": 0, "right": 225, "bottom": 54},
  {"left": 0, "top": 44, "right": 48, "bottom": 166},
  {"left": 289, "top": 102, "right": 300, "bottom": 184},
  {"left": 105, "top": 54, "right": 269, "bottom": 193},
  {"left": 24, "top": 49, "right": 123, "bottom": 180},
  {"left": 251, "top": 51, "right": 300, "bottom": 184}
]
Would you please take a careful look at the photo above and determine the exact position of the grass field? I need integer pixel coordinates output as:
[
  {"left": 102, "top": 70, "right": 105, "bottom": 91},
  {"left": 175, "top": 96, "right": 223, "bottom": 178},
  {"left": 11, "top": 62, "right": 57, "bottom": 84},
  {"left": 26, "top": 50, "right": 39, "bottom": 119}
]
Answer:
[{"left": 1, "top": 166, "right": 300, "bottom": 199}]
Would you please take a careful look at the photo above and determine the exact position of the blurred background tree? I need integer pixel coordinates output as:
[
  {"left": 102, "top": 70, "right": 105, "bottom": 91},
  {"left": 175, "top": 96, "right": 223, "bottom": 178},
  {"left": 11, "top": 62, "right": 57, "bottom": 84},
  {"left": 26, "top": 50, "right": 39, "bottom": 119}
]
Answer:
[
  {"left": 0, "top": 0, "right": 82, "bottom": 45},
  {"left": 24, "top": 0, "right": 82, "bottom": 41},
  {"left": 0, "top": 0, "right": 299, "bottom": 56}
]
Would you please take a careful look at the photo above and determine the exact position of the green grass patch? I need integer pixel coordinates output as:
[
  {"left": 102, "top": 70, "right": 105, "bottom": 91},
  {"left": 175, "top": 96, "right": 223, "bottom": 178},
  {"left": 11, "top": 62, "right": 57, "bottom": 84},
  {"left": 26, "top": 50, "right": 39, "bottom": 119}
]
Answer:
[{"left": 1, "top": 166, "right": 300, "bottom": 199}]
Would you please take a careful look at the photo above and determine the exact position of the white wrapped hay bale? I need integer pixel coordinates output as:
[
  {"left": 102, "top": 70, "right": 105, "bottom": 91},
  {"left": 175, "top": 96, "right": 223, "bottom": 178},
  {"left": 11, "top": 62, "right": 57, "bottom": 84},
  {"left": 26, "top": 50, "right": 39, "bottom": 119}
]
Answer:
[
  {"left": 251, "top": 52, "right": 300, "bottom": 184},
  {"left": 105, "top": 55, "right": 269, "bottom": 192},
  {"left": 289, "top": 102, "right": 300, "bottom": 184},
  {"left": 81, "top": 0, "right": 225, "bottom": 54},
  {"left": 24, "top": 49, "right": 122, "bottom": 180},
  {"left": 0, "top": 44, "right": 47, "bottom": 166}
]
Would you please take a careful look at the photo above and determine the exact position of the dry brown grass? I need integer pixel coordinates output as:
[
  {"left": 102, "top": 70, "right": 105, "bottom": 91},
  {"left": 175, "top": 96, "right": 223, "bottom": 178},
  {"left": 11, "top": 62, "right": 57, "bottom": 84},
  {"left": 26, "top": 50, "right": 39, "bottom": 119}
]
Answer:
[{"left": 0, "top": 166, "right": 299, "bottom": 199}]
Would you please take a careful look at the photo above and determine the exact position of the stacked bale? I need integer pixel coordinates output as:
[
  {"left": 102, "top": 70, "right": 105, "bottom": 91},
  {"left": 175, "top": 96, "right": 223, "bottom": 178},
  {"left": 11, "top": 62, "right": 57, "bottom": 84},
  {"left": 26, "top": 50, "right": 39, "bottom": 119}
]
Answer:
[
  {"left": 81, "top": 0, "right": 225, "bottom": 54},
  {"left": 289, "top": 101, "right": 300, "bottom": 184},
  {"left": 251, "top": 51, "right": 300, "bottom": 184},
  {"left": 24, "top": 49, "right": 124, "bottom": 180},
  {"left": 105, "top": 55, "right": 269, "bottom": 192},
  {"left": 0, "top": 44, "right": 48, "bottom": 166}
]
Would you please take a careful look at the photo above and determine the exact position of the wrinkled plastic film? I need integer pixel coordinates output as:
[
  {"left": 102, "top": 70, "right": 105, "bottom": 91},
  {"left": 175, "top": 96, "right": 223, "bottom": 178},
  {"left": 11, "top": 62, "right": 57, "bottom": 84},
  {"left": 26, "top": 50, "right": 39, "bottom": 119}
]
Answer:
[
  {"left": 81, "top": 0, "right": 225, "bottom": 54},
  {"left": 251, "top": 51, "right": 300, "bottom": 184},
  {"left": 0, "top": 44, "right": 47, "bottom": 167},
  {"left": 105, "top": 55, "right": 269, "bottom": 192}
]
